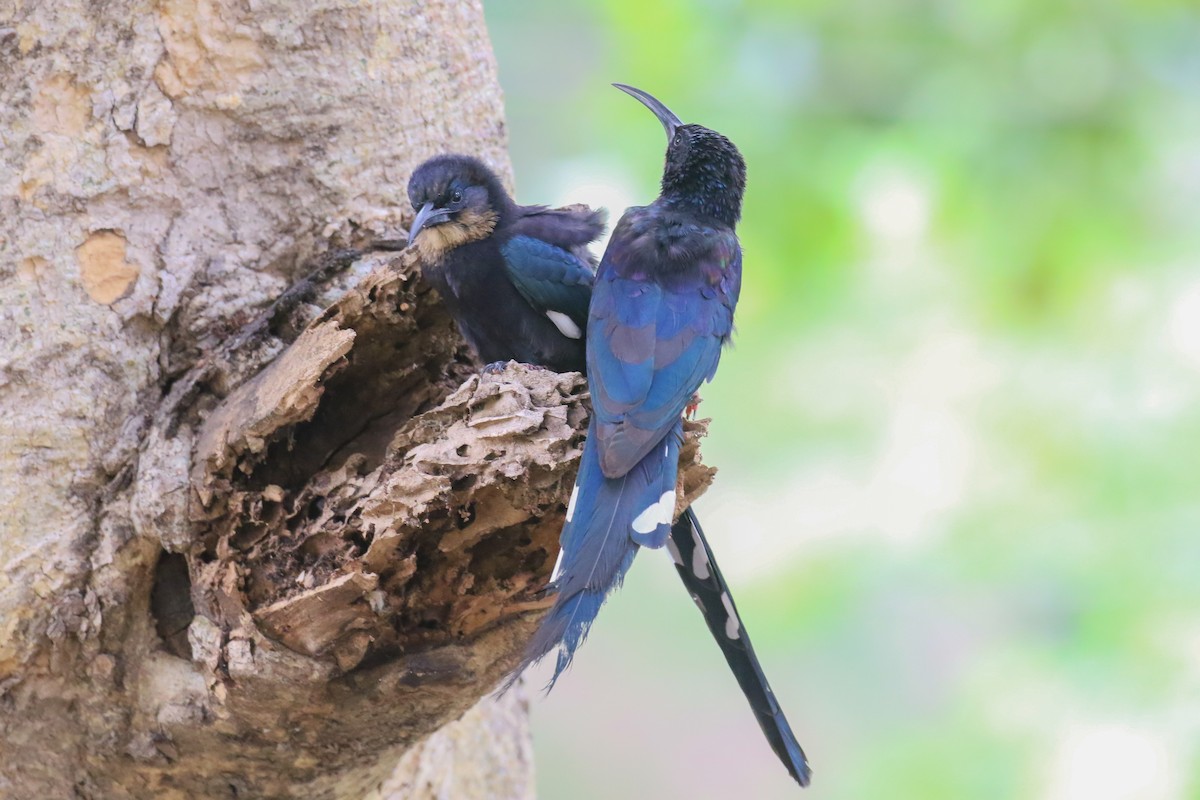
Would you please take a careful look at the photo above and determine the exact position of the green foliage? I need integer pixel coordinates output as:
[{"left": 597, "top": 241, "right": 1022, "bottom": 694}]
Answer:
[{"left": 487, "top": 1, "right": 1200, "bottom": 796}]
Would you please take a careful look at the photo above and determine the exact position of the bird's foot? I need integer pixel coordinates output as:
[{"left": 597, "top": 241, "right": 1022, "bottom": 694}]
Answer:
[
  {"left": 684, "top": 392, "right": 702, "bottom": 419},
  {"left": 481, "top": 360, "right": 549, "bottom": 375},
  {"left": 481, "top": 360, "right": 512, "bottom": 374}
]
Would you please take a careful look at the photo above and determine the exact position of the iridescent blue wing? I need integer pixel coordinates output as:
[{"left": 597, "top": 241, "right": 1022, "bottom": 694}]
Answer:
[
  {"left": 500, "top": 234, "right": 595, "bottom": 335},
  {"left": 587, "top": 213, "right": 741, "bottom": 478}
]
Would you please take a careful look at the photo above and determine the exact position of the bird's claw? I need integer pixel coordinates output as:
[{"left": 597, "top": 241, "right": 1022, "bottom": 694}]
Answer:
[
  {"left": 684, "top": 392, "right": 702, "bottom": 419},
  {"left": 481, "top": 360, "right": 550, "bottom": 375},
  {"left": 481, "top": 360, "right": 513, "bottom": 374}
]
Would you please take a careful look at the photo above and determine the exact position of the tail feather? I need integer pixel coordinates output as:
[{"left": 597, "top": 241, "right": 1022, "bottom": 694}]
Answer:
[
  {"left": 669, "top": 506, "right": 813, "bottom": 787},
  {"left": 508, "top": 420, "right": 682, "bottom": 691},
  {"left": 548, "top": 548, "right": 637, "bottom": 679}
]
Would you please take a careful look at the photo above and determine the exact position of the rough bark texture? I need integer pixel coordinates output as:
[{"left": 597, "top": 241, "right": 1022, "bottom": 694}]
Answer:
[
  {"left": 376, "top": 685, "right": 536, "bottom": 800},
  {"left": 0, "top": 2, "right": 715, "bottom": 798}
]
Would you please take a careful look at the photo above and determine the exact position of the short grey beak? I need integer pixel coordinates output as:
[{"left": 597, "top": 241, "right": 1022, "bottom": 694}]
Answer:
[
  {"left": 613, "top": 83, "right": 683, "bottom": 141},
  {"left": 408, "top": 202, "right": 451, "bottom": 244}
]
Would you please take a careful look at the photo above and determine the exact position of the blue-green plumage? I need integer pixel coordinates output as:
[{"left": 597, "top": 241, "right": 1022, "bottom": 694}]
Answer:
[
  {"left": 407, "top": 111, "right": 811, "bottom": 790},
  {"left": 516, "top": 85, "right": 747, "bottom": 677},
  {"left": 501, "top": 235, "right": 593, "bottom": 331},
  {"left": 406, "top": 155, "right": 603, "bottom": 373},
  {"left": 509, "top": 85, "right": 813, "bottom": 789}
]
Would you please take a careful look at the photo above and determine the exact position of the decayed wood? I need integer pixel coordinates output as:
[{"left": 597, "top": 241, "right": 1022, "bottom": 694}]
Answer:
[
  {"left": 0, "top": 0, "right": 551, "bottom": 796},
  {"left": 122, "top": 247, "right": 713, "bottom": 797},
  {"left": 0, "top": 1, "right": 717, "bottom": 795}
]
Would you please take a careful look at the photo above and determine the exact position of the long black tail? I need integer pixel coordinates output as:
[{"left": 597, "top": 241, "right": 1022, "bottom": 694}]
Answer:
[{"left": 668, "top": 506, "right": 813, "bottom": 787}]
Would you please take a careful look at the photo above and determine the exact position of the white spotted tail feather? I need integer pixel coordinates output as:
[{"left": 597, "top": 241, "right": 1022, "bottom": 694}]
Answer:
[
  {"left": 667, "top": 506, "right": 813, "bottom": 787},
  {"left": 505, "top": 419, "right": 684, "bottom": 691}
]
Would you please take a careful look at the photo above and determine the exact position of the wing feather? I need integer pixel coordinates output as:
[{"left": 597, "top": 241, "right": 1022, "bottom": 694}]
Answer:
[
  {"left": 500, "top": 235, "right": 595, "bottom": 333},
  {"left": 587, "top": 216, "right": 740, "bottom": 478}
]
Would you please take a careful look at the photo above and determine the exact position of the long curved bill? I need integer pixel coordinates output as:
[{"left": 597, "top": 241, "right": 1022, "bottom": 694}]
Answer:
[{"left": 613, "top": 83, "right": 683, "bottom": 141}]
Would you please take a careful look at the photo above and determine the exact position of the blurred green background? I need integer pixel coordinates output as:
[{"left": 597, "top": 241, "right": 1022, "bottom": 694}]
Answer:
[{"left": 485, "top": 2, "right": 1200, "bottom": 798}]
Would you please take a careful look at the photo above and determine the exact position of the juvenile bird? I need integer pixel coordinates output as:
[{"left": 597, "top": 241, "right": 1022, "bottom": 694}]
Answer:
[
  {"left": 508, "top": 84, "right": 813, "bottom": 787},
  {"left": 405, "top": 154, "right": 604, "bottom": 373}
]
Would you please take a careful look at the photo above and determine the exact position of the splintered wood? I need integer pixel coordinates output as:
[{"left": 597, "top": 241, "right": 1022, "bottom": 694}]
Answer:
[
  {"left": 188, "top": 251, "right": 713, "bottom": 676},
  {"left": 225, "top": 364, "right": 591, "bottom": 670},
  {"left": 162, "top": 249, "right": 713, "bottom": 798}
]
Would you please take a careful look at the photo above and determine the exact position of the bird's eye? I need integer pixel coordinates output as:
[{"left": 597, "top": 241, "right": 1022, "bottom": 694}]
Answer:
[{"left": 451, "top": 189, "right": 463, "bottom": 204}]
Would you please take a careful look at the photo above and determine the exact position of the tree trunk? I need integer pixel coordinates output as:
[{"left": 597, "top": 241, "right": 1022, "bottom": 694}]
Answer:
[
  {"left": 0, "top": 2, "right": 715, "bottom": 797},
  {"left": 1, "top": 1, "right": 528, "bottom": 796}
]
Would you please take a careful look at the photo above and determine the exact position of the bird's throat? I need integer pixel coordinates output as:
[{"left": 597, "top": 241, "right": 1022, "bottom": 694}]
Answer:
[{"left": 415, "top": 208, "right": 500, "bottom": 262}]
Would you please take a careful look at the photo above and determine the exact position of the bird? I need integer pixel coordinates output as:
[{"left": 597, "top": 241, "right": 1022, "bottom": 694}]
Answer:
[
  {"left": 404, "top": 154, "right": 605, "bottom": 374},
  {"left": 506, "top": 84, "right": 813, "bottom": 788},
  {"left": 402, "top": 116, "right": 811, "bottom": 790}
]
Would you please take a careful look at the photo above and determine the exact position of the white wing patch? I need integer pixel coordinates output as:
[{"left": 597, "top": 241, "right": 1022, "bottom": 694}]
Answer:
[
  {"left": 550, "top": 548, "right": 566, "bottom": 583},
  {"left": 631, "top": 491, "right": 675, "bottom": 535},
  {"left": 545, "top": 310, "right": 582, "bottom": 339},
  {"left": 721, "top": 592, "right": 741, "bottom": 640}
]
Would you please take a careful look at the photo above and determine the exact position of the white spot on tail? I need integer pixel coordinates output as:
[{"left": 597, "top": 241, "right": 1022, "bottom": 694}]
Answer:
[
  {"left": 721, "top": 592, "right": 741, "bottom": 639},
  {"left": 546, "top": 310, "right": 582, "bottom": 339},
  {"left": 550, "top": 548, "right": 566, "bottom": 582},
  {"left": 690, "top": 521, "right": 710, "bottom": 580},
  {"left": 631, "top": 491, "right": 675, "bottom": 535},
  {"left": 565, "top": 484, "right": 579, "bottom": 522},
  {"left": 665, "top": 536, "right": 683, "bottom": 566}
]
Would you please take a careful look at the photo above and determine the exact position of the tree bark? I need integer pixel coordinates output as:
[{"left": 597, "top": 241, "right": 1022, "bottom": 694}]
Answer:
[{"left": 0, "top": 2, "right": 714, "bottom": 797}]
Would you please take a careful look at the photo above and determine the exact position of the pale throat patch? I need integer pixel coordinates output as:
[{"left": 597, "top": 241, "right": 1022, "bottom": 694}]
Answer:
[{"left": 414, "top": 208, "right": 499, "bottom": 262}]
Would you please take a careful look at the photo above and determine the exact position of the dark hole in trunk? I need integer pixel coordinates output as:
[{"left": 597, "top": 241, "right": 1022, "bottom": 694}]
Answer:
[{"left": 151, "top": 551, "right": 196, "bottom": 660}]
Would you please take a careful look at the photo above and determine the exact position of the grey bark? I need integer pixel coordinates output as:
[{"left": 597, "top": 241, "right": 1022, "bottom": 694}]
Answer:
[
  {"left": 0, "top": 2, "right": 715, "bottom": 797},
  {"left": 0, "top": 1, "right": 539, "bottom": 797}
]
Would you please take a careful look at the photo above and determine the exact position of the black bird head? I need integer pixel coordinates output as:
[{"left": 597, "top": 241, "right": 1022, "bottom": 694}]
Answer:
[
  {"left": 406, "top": 155, "right": 513, "bottom": 260},
  {"left": 614, "top": 83, "right": 747, "bottom": 227}
]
